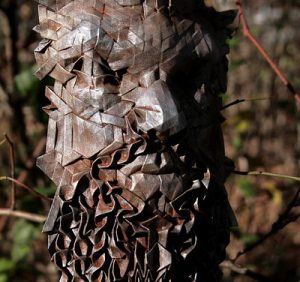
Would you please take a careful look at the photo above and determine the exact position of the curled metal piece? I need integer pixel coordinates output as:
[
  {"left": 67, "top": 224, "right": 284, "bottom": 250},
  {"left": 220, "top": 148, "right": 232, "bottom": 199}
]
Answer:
[{"left": 35, "top": 0, "right": 237, "bottom": 281}]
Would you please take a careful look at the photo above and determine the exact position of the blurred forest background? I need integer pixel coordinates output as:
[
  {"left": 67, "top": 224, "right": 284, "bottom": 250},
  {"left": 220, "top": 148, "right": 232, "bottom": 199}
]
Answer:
[{"left": 0, "top": 0, "right": 299, "bottom": 281}]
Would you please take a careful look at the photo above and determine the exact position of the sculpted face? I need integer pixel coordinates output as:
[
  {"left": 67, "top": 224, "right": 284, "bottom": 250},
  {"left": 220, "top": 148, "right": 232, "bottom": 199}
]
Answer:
[{"left": 35, "top": 0, "right": 235, "bottom": 280}]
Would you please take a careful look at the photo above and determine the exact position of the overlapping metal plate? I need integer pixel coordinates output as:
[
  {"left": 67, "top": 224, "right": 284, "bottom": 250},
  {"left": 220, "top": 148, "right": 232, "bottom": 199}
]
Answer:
[{"left": 34, "top": 0, "right": 236, "bottom": 281}]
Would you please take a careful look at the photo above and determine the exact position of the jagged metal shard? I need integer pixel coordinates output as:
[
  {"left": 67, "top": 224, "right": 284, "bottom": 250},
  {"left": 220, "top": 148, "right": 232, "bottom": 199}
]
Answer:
[{"left": 34, "top": 0, "right": 237, "bottom": 281}]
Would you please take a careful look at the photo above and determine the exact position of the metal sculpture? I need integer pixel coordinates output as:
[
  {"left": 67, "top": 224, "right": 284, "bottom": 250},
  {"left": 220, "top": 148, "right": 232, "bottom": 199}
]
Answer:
[{"left": 34, "top": 0, "right": 236, "bottom": 281}]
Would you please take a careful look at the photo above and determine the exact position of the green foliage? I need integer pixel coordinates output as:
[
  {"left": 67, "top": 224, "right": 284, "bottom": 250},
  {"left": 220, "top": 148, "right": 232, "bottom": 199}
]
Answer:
[
  {"left": 0, "top": 259, "right": 14, "bottom": 273},
  {"left": 238, "top": 178, "right": 256, "bottom": 197},
  {"left": 0, "top": 220, "right": 43, "bottom": 281},
  {"left": 240, "top": 233, "right": 260, "bottom": 247},
  {"left": 233, "top": 136, "right": 243, "bottom": 150},
  {"left": 227, "top": 37, "right": 246, "bottom": 71},
  {"left": 229, "top": 59, "right": 246, "bottom": 71},
  {"left": 14, "top": 65, "right": 53, "bottom": 124},
  {"left": 9, "top": 220, "right": 40, "bottom": 262},
  {"left": 14, "top": 66, "right": 40, "bottom": 99},
  {"left": 230, "top": 227, "right": 260, "bottom": 248},
  {"left": 36, "top": 184, "right": 56, "bottom": 197},
  {"left": 227, "top": 37, "right": 240, "bottom": 49},
  {"left": 236, "top": 120, "right": 250, "bottom": 134},
  {"left": 0, "top": 273, "right": 10, "bottom": 282}
]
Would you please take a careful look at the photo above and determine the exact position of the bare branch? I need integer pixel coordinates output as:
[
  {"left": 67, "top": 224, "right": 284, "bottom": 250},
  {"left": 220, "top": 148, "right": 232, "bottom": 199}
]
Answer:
[
  {"left": 0, "top": 137, "right": 47, "bottom": 232},
  {"left": 232, "top": 187, "right": 300, "bottom": 261},
  {"left": 221, "top": 260, "right": 272, "bottom": 282},
  {"left": 0, "top": 176, "right": 52, "bottom": 202},
  {"left": 0, "top": 138, "right": 6, "bottom": 147},
  {"left": 236, "top": 0, "right": 300, "bottom": 103},
  {"left": 4, "top": 134, "right": 16, "bottom": 209},
  {"left": 221, "top": 97, "right": 268, "bottom": 110},
  {"left": 0, "top": 208, "right": 46, "bottom": 223},
  {"left": 233, "top": 170, "right": 300, "bottom": 182},
  {"left": 17, "top": 137, "right": 46, "bottom": 183},
  {"left": 221, "top": 99, "right": 246, "bottom": 110}
]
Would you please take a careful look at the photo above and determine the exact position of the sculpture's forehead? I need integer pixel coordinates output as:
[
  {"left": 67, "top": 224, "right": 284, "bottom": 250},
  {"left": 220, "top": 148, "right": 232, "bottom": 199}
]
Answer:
[
  {"left": 48, "top": 0, "right": 203, "bottom": 72},
  {"left": 49, "top": 0, "right": 201, "bottom": 33},
  {"left": 44, "top": 0, "right": 200, "bottom": 12},
  {"left": 36, "top": 0, "right": 213, "bottom": 75}
]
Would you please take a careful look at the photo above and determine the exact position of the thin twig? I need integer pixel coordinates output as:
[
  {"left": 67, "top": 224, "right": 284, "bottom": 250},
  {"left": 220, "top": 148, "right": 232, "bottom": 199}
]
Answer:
[
  {"left": 0, "top": 176, "right": 52, "bottom": 202},
  {"left": 232, "top": 170, "right": 300, "bottom": 260},
  {"left": 222, "top": 99, "right": 246, "bottom": 110},
  {"left": 17, "top": 137, "right": 46, "bottom": 183},
  {"left": 0, "top": 208, "right": 46, "bottom": 223},
  {"left": 233, "top": 212, "right": 300, "bottom": 261},
  {"left": 4, "top": 134, "right": 16, "bottom": 209},
  {"left": 236, "top": 0, "right": 300, "bottom": 104},
  {"left": 0, "top": 138, "right": 6, "bottom": 146},
  {"left": 232, "top": 187, "right": 300, "bottom": 261},
  {"left": 233, "top": 170, "right": 300, "bottom": 182},
  {"left": 1, "top": 1, "right": 29, "bottom": 146},
  {"left": 282, "top": 187, "right": 300, "bottom": 217},
  {"left": 221, "top": 260, "right": 272, "bottom": 282},
  {"left": 221, "top": 97, "right": 268, "bottom": 110},
  {"left": 0, "top": 137, "right": 47, "bottom": 231}
]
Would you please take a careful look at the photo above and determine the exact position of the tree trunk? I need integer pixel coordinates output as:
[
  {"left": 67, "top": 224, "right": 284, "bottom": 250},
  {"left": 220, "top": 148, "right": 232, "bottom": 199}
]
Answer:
[{"left": 34, "top": 1, "right": 236, "bottom": 281}]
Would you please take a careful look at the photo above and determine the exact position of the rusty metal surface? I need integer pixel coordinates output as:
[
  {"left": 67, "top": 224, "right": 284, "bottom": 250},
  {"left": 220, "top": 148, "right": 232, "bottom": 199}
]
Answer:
[{"left": 34, "top": 0, "right": 236, "bottom": 281}]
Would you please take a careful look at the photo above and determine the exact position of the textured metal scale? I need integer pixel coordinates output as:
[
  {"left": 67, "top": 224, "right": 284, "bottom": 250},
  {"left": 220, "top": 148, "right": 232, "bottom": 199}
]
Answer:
[{"left": 34, "top": 1, "right": 237, "bottom": 281}]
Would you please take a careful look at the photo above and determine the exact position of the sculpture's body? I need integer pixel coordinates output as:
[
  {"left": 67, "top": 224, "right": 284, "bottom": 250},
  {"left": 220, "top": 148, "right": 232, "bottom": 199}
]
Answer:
[{"left": 34, "top": 1, "right": 236, "bottom": 281}]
